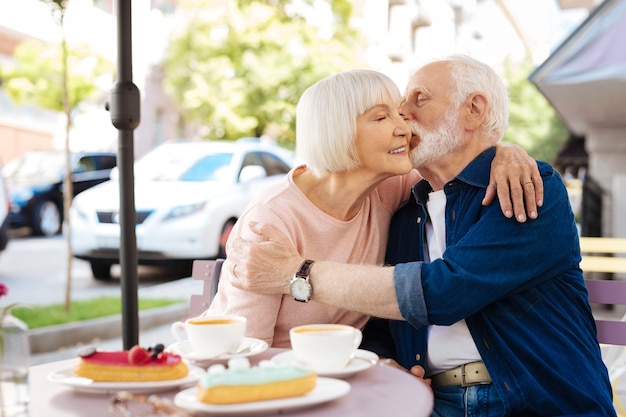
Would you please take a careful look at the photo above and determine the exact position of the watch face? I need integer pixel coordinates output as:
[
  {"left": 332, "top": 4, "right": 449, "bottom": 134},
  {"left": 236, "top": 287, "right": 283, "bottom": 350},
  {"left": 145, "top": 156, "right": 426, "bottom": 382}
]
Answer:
[{"left": 290, "top": 277, "right": 312, "bottom": 300}]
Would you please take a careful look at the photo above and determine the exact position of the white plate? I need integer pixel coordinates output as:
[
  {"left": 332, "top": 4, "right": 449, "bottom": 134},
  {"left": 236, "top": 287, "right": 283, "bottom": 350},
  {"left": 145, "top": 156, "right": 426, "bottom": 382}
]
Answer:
[
  {"left": 166, "top": 337, "right": 269, "bottom": 363},
  {"left": 174, "top": 376, "right": 350, "bottom": 415},
  {"left": 271, "top": 349, "right": 378, "bottom": 379},
  {"left": 47, "top": 365, "right": 205, "bottom": 394}
]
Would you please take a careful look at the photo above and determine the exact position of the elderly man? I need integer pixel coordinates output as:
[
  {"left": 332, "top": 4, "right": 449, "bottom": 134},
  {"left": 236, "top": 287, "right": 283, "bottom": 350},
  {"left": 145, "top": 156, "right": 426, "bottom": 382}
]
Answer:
[{"left": 227, "top": 55, "right": 614, "bottom": 416}]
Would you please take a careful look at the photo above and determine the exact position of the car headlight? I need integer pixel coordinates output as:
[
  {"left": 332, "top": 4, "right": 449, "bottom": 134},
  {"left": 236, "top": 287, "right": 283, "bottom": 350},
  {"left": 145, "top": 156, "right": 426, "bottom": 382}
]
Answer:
[
  {"left": 70, "top": 199, "right": 90, "bottom": 221},
  {"left": 163, "top": 202, "right": 207, "bottom": 221}
]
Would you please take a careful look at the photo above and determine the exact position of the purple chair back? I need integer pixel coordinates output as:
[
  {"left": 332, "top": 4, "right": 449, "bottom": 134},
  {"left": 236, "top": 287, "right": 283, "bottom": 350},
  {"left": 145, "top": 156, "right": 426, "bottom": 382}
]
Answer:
[
  {"left": 585, "top": 279, "right": 626, "bottom": 346},
  {"left": 189, "top": 259, "right": 224, "bottom": 317}
]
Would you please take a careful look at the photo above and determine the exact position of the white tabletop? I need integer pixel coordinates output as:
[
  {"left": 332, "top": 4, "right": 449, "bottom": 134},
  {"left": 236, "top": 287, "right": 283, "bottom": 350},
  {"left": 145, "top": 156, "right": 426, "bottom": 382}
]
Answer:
[{"left": 29, "top": 348, "right": 433, "bottom": 417}]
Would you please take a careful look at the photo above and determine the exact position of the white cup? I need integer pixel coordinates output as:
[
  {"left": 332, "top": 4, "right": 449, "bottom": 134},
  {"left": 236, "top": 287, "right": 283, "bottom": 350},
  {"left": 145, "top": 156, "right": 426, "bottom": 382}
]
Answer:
[
  {"left": 289, "top": 324, "right": 362, "bottom": 372},
  {"left": 171, "top": 315, "right": 246, "bottom": 358}
]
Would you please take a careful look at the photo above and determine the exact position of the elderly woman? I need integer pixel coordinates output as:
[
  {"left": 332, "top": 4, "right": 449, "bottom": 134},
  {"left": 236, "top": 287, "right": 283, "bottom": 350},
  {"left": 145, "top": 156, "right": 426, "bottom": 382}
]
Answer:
[{"left": 204, "top": 69, "right": 538, "bottom": 347}]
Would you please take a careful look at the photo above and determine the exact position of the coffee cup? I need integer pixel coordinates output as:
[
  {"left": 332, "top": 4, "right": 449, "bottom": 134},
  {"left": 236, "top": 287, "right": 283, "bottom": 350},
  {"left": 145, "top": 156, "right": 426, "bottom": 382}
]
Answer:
[
  {"left": 171, "top": 315, "right": 246, "bottom": 358},
  {"left": 289, "top": 324, "right": 362, "bottom": 372}
]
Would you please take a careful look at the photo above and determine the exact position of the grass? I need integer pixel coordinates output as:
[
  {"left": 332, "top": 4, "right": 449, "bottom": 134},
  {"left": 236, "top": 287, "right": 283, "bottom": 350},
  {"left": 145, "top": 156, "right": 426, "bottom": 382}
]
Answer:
[{"left": 10, "top": 296, "right": 185, "bottom": 329}]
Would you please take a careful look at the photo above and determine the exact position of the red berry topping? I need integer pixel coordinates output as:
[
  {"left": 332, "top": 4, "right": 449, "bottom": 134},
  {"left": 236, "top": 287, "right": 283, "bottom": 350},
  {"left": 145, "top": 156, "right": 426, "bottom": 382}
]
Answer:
[{"left": 128, "top": 345, "right": 152, "bottom": 365}]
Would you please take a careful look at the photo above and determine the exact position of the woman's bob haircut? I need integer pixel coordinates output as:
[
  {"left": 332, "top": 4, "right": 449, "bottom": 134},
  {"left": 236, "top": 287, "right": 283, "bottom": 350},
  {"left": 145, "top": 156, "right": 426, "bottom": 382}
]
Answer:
[{"left": 296, "top": 70, "right": 402, "bottom": 177}]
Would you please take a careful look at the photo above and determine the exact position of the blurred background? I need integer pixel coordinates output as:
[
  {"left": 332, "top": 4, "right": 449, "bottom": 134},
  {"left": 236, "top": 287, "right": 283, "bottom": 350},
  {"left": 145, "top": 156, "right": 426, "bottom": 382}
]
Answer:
[{"left": 1, "top": 0, "right": 624, "bottom": 240}]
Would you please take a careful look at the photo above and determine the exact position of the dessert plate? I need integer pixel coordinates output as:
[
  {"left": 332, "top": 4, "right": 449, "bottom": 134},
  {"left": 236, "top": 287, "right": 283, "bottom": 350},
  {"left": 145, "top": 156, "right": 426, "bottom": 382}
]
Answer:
[
  {"left": 174, "top": 376, "right": 350, "bottom": 415},
  {"left": 271, "top": 349, "right": 379, "bottom": 379},
  {"left": 166, "top": 337, "right": 268, "bottom": 363},
  {"left": 47, "top": 365, "right": 205, "bottom": 394}
]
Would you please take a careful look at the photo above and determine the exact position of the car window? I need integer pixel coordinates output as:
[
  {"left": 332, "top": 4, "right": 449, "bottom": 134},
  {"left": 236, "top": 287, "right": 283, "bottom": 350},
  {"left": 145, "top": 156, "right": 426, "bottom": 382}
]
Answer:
[
  {"left": 241, "top": 151, "right": 291, "bottom": 177},
  {"left": 3, "top": 152, "right": 65, "bottom": 180},
  {"left": 76, "top": 156, "right": 97, "bottom": 173},
  {"left": 181, "top": 153, "right": 233, "bottom": 181},
  {"left": 259, "top": 152, "right": 291, "bottom": 176},
  {"left": 241, "top": 152, "right": 264, "bottom": 169},
  {"left": 136, "top": 150, "right": 197, "bottom": 180},
  {"left": 95, "top": 155, "right": 117, "bottom": 171}
]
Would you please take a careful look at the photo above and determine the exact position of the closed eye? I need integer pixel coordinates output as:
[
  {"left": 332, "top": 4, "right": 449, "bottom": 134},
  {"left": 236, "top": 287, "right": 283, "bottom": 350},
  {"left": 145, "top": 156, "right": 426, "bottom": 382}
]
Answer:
[{"left": 406, "top": 90, "right": 429, "bottom": 107}]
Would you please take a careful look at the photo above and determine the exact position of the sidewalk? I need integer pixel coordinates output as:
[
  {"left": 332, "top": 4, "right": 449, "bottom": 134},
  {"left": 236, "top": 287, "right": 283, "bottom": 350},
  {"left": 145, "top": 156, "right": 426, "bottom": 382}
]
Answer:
[{"left": 30, "top": 277, "right": 202, "bottom": 366}]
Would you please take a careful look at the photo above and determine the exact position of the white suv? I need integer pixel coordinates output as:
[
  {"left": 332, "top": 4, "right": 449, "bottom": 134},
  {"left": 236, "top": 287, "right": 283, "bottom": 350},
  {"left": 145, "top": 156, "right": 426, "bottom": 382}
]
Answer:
[
  {"left": 69, "top": 138, "right": 294, "bottom": 280},
  {"left": 0, "top": 163, "right": 10, "bottom": 253}
]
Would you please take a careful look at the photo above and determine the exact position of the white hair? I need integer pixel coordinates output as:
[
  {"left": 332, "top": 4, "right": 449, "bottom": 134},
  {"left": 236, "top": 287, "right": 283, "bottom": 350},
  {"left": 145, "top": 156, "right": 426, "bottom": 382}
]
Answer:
[
  {"left": 425, "top": 54, "right": 509, "bottom": 143},
  {"left": 296, "top": 70, "right": 402, "bottom": 176}
]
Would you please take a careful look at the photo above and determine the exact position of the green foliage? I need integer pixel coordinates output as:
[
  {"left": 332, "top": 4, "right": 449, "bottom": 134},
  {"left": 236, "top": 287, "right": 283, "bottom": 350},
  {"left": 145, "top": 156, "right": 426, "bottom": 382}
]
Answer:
[
  {"left": 10, "top": 297, "right": 184, "bottom": 330},
  {"left": 502, "top": 57, "right": 569, "bottom": 164},
  {"left": 163, "top": 0, "right": 366, "bottom": 147},
  {"left": 0, "top": 39, "right": 111, "bottom": 113},
  {"left": 41, "top": 0, "right": 70, "bottom": 25}
]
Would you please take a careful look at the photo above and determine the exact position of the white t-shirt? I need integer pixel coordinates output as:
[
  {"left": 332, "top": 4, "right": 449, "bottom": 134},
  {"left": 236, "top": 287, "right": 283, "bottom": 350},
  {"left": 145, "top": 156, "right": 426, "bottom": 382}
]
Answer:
[{"left": 425, "top": 190, "right": 482, "bottom": 376}]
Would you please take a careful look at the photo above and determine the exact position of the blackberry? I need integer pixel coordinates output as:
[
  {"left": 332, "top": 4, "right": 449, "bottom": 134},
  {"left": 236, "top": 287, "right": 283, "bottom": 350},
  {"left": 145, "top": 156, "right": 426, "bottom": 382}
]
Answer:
[{"left": 150, "top": 343, "right": 165, "bottom": 358}]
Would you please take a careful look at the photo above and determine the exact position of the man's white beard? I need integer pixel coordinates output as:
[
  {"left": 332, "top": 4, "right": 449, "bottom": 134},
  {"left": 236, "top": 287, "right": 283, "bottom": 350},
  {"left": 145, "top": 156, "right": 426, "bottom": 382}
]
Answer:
[{"left": 408, "top": 109, "right": 461, "bottom": 169}]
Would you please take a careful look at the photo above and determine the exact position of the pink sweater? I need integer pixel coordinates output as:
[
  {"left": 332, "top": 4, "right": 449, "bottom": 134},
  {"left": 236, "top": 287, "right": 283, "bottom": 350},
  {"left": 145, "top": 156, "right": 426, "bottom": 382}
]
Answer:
[{"left": 206, "top": 166, "right": 419, "bottom": 347}]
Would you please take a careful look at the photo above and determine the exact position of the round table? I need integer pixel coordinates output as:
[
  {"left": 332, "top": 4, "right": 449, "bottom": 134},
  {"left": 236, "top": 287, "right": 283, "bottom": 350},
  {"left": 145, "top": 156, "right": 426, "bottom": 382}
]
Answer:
[{"left": 29, "top": 348, "right": 433, "bottom": 417}]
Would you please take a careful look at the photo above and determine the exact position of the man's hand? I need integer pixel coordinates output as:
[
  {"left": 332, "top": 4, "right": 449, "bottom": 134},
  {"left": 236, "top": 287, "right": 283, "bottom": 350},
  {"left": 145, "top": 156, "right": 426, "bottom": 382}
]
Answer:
[
  {"left": 484, "top": 143, "right": 544, "bottom": 222},
  {"left": 226, "top": 222, "right": 303, "bottom": 294},
  {"left": 409, "top": 364, "right": 433, "bottom": 390}
]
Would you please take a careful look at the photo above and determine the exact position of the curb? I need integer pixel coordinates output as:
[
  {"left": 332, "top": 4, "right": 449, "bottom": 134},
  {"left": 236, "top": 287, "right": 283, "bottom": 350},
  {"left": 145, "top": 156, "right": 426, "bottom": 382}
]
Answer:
[{"left": 29, "top": 303, "right": 188, "bottom": 353}]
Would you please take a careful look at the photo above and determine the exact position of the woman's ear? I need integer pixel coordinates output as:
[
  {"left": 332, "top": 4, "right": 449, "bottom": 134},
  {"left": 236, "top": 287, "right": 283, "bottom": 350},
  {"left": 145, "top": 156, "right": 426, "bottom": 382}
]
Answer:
[{"left": 465, "top": 93, "right": 488, "bottom": 131}]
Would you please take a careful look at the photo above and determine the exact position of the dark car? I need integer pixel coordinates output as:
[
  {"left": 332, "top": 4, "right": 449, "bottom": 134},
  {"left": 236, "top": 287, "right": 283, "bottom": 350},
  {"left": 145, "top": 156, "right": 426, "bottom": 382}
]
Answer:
[{"left": 4, "top": 150, "right": 117, "bottom": 236}]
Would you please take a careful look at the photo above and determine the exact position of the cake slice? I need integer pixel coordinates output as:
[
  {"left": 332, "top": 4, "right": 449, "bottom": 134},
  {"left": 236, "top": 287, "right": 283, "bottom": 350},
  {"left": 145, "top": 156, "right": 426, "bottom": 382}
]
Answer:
[
  {"left": 75, "top": 344, "right": 189, "bottom": 382},
  {"left": 196, "top": 358, "right": 316, "bottom": 404}
]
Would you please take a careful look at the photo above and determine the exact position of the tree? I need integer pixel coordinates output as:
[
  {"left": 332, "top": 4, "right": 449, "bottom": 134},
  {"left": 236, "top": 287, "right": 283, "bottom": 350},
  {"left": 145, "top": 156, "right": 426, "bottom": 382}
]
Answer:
[
  {"left": 502, "top": 57, "right": 569, "bottom": 164},
  {"left": 163, "top": 0, "right": 366, "bottom": 147},
  {"left": 0, "top": 0, "right": 112, "bottom": 310},
  {"left": 1, "top": 40, "right": 109, "bottom": 113}
]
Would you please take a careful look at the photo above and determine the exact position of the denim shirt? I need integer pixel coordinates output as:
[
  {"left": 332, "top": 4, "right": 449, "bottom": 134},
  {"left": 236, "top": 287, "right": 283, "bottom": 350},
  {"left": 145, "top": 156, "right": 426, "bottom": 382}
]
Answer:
[{"left": 384, "top": 147, "right": 615, "bottom": 416}]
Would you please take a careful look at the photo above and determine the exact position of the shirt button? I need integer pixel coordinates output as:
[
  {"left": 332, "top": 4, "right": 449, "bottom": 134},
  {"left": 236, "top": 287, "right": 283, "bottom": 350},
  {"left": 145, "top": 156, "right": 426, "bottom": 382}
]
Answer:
[
  {"left": 415, "top": 354, "right": 421, "bottom": 361},
  {"left": 417, "top": 217, "right": 422, "bottom": 224}
]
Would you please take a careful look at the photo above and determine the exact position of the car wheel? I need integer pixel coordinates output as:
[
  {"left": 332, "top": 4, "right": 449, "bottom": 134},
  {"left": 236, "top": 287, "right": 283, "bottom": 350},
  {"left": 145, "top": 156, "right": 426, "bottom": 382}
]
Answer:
[
  {"left": 90, "top": 261, "right": 113, "bottom": 281},
  {"left": 218, "top": 219, "right": 236, "bottom": 258},
  {"left": 32, "top": 200, "right": 62, "bottom": 237}
]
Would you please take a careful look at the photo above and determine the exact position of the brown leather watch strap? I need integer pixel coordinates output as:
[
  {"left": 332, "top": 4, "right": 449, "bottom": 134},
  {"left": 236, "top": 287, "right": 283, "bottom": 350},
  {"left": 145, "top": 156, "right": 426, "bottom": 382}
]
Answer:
[{"left": 295, "top": 259, "right": 315, "bottom": 278}]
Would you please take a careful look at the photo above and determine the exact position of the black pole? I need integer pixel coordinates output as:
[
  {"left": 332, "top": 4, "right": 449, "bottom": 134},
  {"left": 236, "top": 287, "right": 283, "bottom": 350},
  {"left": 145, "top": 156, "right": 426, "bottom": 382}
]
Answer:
[{"left": 109, "top": 0, "right": 140, "bottom": 349}]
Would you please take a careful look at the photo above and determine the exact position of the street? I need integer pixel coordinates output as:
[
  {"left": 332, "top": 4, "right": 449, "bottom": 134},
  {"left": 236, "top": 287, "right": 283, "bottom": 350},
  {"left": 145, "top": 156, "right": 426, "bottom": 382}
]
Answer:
[{"left": 0, "top": 231, "right": 193, "bottom": 307}]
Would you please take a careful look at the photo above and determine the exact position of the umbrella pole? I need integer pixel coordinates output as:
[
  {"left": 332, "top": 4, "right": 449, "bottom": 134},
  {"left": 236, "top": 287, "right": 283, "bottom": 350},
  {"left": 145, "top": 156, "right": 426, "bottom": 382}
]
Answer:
[{"left": 109, "top": 0, "right": 141, "bottom": 349}]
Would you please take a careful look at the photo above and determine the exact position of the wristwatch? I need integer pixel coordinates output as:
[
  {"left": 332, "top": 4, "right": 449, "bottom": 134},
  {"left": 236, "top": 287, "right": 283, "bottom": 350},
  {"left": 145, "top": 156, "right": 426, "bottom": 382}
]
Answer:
[{"left": 289, "top": 259, "right": 315, "bottom": 302}]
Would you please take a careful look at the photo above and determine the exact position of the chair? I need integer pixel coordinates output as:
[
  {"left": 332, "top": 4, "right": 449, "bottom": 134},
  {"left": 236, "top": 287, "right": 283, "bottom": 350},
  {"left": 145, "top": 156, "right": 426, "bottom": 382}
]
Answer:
[
  {"left": 189, "top": 259, "right": 224, "bottom": 316},
  {"left": 581, "top": 237, "right": 626, "bottom": 416},
  {"left": 580, "top": 237, "right": 626, "bottom": 274},
  {"left": 585, "top": 279, "right": 626, "bottom": 346},
  {"left": 585, "top": 278, "right": 626, "bottom": 416}
]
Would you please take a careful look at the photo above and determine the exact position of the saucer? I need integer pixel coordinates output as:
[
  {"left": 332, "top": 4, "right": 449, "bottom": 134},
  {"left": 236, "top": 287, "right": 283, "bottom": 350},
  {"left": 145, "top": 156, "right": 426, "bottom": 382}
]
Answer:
[
  {"left": 167, "top": 337, "right": 268, "bottom": 364},
  {"left": 48, "top": 365, "right": 204, "bottom": 394},
  {"left": 271, "top": 349, "right": 378, "bottom": 379}
]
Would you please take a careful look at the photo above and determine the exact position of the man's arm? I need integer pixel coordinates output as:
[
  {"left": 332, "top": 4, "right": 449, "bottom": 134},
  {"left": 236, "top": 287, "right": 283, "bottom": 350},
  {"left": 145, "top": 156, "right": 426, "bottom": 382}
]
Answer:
[
  {"left": 227, "top": 222, "right": 402, "bottom": 319},
  {"left": 308, "top": 260, "right": 400, "bottom": 318},
  {"left": 487, "top": 143, "right": 543, "bottom": 222}
]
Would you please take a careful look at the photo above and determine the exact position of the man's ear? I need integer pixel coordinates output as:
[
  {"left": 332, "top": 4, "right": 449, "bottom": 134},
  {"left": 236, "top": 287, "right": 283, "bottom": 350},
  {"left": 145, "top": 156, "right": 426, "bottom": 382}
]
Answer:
[{"left": 465, "top": 93, "right": 488, "bottom": 131}]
